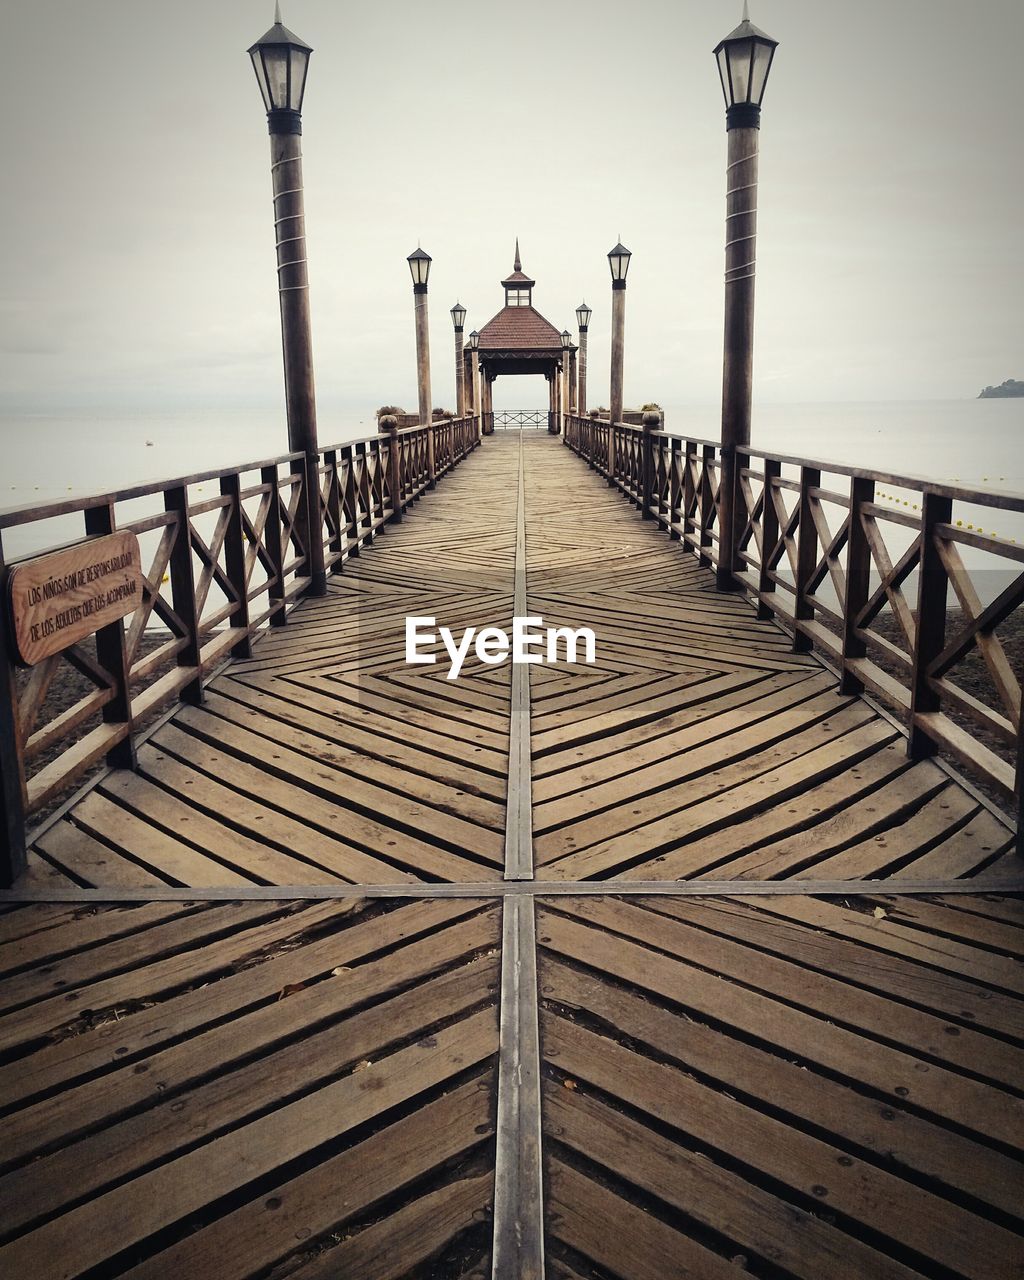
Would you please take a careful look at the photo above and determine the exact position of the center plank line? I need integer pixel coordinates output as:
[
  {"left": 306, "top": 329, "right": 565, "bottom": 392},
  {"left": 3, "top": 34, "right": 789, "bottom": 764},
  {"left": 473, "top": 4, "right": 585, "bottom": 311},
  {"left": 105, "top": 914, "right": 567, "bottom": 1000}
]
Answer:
[
  {"left": 492, "top": 894, "right": 545, "bottom": 1279},
  {"left": 505, "top": 428, "right": 534, "bottom": 880}
]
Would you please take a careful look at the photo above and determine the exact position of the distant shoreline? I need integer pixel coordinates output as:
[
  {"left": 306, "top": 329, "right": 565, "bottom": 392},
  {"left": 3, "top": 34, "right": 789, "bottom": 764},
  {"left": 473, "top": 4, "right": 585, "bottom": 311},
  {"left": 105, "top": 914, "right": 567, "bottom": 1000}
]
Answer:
[{"left": 978, "top": 379, "right": 1024, "bottom": 399}]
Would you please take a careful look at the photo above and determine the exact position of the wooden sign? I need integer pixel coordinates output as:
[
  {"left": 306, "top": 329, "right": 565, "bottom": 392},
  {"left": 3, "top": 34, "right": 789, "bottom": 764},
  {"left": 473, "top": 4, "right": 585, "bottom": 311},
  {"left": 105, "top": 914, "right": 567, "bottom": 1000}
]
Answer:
[{"left": 7, "top": 531, "right": 142, "bottom": 667}]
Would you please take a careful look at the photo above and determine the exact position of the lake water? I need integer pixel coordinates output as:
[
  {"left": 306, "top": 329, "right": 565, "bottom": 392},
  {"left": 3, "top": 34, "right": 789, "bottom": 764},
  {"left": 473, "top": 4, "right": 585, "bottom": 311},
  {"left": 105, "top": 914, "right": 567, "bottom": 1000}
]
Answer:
[{"left": 1, "top": 398, "right": 1022, "bottom": 568}]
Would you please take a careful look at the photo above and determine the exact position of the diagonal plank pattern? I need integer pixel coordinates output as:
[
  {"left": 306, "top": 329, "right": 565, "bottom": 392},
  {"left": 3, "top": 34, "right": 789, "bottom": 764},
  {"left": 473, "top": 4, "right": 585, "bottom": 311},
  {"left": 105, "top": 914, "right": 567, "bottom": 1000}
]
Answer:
[
  {"left": 3, "top": 431, "right": 1022, "bottom": 1279},
  {"left": 26, "top": 445, "right": 518, "bottom": 889},
  {"left": 538, "top": 892, "right": 1024, "bottom": 1280},
  {"left": 525, "top": 434, "right": 1017, "bottom": 883},
  {"left": 0, "top": 896, "right": 501, "bottom": 1279}
]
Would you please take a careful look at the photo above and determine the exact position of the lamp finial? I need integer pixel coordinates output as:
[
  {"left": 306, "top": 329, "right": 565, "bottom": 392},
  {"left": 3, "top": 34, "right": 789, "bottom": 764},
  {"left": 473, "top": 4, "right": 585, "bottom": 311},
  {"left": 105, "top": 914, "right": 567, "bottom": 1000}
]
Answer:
[{"left": 274, "top": 1, "right": 282, "bottom": 23}]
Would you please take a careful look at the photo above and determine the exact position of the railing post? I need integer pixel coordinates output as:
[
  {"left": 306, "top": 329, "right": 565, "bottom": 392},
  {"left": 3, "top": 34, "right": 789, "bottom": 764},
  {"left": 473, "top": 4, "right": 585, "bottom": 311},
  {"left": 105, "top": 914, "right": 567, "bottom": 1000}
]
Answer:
[
  {"left": 426, "top": 420, "right": 437, "bottom": 489},
  {"left": 382, "top": 417, "right": 403, "bottom": 524},
  {"left": 321, "top": 449, "right": 343, "bottom": 566},
  {"left": 1016, "top": 722, "right": 1023, "bottom": 860},
  {"left": 165, "top": 485, "right": 204, "bottom": 697},
  {"left": 342, "top": 445, "right": 361, "bottom": 558},
  {"left": 792, "top": 465, "right": 820, "bottom": 653},
  {"left": 0, "top": 535, "right": 27, "bottom": 886},
  {"left": 908, "top": 491, "right": 953, "bottom": 760},
  {"left": 715, "top": 446, "right": 737, "bottom": 589},
  {"left": 84, "top": 503, "right": 136, "bottom": 769},
  {"left": 840, "top": 476, "right": 873, "bottom": 691},
  {"left": 260, "top": 464, "right": 287, "bottom": 628},
  {"left": 357, "top": 441, "right": 374, "bottom": 544},
  {"left": 757, "top": 458, "right": 781, "bottom": 619},
  {"left": 220, "top": 474, "right": 253, "bottom": 660},
  {"left": 641, "top": 412, "right": 659, "bottom": 520},
  {"left": 669, "top": 438, "right": 682, "bottom": 540},
  {"left": 699, "top": 444, "right": 716, "bottom": 570}
]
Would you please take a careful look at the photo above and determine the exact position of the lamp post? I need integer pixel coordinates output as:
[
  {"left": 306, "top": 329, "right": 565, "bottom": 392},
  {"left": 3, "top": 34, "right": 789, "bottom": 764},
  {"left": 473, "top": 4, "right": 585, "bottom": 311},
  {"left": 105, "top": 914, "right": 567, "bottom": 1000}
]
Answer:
[
  {"left": 714, "top": 2, "right": 778, "bottom": 586},
  {"left": 575, "top": 300, "right": 591, "bottom": 413},
  {"left": 560, "top": 330, "right": 573, "bottom": 436},
  {"left": 408, "top": 247, "right": 435, "bottom": 484},
  {"left": 467, "top": 330, "right": 481, "bottom": 439},
  {"left": 451, "top": 301, "right": 467, "bottom": 418},
  {"left": 248, "top": 4, "right": 326, "bottom": 595},
  {"left": 607, "top": 242, "right": 631, "bottom": 483}
]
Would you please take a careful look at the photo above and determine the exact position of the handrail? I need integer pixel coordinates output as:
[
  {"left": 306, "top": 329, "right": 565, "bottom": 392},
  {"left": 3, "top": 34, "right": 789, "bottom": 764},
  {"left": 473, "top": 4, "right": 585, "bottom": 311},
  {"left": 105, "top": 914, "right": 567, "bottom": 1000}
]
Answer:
[
  {"left": 563, "top": 410, "right": 1024, "bottom": 854},
  {"left": 0, "top": 450, "right": 306, "bottom": 530},
  {"left": 0, "top": 413, "right": 482, "bottom": 882},
  {"left": 493, "top": 409, "right": 549, "bottom": 430}
]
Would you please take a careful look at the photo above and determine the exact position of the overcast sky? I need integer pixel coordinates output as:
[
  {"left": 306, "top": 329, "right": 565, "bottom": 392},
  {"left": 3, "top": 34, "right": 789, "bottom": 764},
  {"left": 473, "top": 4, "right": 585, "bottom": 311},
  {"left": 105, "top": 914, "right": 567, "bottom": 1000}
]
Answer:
[{"left": 0, "top": 0, "right": 1021, "bottom": 421}]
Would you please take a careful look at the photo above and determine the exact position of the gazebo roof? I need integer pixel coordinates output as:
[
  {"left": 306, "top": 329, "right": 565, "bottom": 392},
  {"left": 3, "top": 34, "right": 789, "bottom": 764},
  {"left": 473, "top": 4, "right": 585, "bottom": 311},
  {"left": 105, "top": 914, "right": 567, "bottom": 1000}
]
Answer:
[
  {"left": 480, "top": 241, "right": 565, "bottom": 353},
  {"left": 478, "top": 306, "right": 563, "bottom": 352}
]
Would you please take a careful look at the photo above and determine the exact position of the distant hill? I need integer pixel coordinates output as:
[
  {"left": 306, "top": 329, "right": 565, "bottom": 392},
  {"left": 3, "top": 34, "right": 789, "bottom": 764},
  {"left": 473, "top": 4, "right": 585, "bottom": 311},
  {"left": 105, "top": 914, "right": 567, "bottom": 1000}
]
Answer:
[{"left": 979, "top": 379, "right": 1024, "bottom": 398}]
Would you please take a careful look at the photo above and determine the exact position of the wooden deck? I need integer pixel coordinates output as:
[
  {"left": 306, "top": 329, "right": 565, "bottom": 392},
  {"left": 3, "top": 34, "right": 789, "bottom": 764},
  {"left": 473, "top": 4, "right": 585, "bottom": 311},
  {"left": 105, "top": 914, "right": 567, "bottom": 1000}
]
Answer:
[
  {"left": 2, "top": 431, "right": 1022, "bottom": 1277},
  {"left": 21, "top": 432, "right": 1019, "bottom": 890},
  {"left": 0, "top": 889, "right": 1020, "bottom": 1277}
]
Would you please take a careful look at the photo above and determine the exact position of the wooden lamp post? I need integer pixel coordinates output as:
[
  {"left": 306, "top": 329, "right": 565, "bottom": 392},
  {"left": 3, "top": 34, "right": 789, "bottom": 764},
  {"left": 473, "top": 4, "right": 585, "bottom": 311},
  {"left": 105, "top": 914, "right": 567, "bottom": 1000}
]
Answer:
[
  {"left": 560, "top": 330, "right": 573, "bottom": 436},
  {"left": 451, "top": 301, "right": 467, "bottom": 417},
  {"left": 248, "top": 3, "right": 326, "bottom": 595},
  {"left": 714, "top": 2, "right": 778, "bottom": 587},
  {"left": 576, "top": 300, "right": 591, "bottom": 414},
  {"left": 407, "top": 248, "right": 435, "bottom": 485},
  {"left": 467, "top": 330, "right": 481, "bottom": 438},
  {"left": 607, "top": 242, "right": 631, "bottom": 483}
]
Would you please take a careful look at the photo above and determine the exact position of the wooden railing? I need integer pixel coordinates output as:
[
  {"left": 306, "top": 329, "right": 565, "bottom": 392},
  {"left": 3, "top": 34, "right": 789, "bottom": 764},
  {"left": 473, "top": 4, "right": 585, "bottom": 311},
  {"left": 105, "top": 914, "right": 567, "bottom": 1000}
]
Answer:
[
  {"left": 493, "top": 410, "right": 548, "bottom": 430},
  {"left": 0, "top": 416, "right": 479, "bottom": 881},
  {"left": 565, "top": 412, "right": 1024, "bottom": 849}
]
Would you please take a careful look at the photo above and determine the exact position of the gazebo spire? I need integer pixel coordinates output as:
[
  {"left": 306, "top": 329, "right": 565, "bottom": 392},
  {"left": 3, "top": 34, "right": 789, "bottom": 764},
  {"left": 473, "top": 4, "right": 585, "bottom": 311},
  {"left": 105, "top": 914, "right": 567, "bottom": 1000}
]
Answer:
[{"left": 513, "top": 238, "right": 522, "bottom": 272}]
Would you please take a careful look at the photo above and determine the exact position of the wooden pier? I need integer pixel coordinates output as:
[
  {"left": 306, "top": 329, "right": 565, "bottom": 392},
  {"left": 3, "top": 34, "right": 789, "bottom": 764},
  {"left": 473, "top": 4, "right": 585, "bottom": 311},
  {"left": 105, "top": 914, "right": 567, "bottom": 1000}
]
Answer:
[{"left": 0, "top": 428, "right": 1021, "bottom": 1277}]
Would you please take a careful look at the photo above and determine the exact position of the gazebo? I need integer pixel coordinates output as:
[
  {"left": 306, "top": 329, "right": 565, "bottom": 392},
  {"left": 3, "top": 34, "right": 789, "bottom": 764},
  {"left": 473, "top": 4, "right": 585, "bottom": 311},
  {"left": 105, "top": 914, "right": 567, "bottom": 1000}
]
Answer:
[{"left": 467, "top": 243, "right": 576, "bottom": 433}]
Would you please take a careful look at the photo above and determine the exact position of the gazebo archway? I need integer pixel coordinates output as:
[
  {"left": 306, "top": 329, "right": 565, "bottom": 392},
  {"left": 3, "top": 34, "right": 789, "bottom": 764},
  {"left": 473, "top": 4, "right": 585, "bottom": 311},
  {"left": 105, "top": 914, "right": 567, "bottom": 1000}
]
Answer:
[{"left": 465, "top": 242, "right": 576, "bottom": 434}]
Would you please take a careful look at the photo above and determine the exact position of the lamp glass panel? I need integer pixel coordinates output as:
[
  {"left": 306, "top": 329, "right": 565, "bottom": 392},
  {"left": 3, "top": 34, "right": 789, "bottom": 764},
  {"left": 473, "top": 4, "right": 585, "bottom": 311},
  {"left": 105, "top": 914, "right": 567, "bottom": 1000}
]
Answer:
[
  {"left": 576, "top": 305, "right": 592, "bottom": 328},
  {"left": 261, "top": 45, "right": 290, "bottom": 110},
  {"left": 250, "top": 52, "right": 272, "bottom": 112},
  {"left": 609, "top": 251, "right": 630, "bottom": 281},
  {"left": 716, "top": 46, "right": 732, "bottom": 106},
  {"left": 726, "top": 38, "right": 755, "bottom": 103},
  {"left": 749, "top": 41, "right": 773, "bottom": 104},
  {"left": 289, "top": 48, "right": 310, "bottom": 110}
]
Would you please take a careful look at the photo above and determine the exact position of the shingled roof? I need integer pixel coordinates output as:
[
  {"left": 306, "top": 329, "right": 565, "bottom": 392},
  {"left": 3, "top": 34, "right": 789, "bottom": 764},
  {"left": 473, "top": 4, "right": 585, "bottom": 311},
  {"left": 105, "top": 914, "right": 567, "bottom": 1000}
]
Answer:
[
  {"left": 478, "top": 306, "right": 563, "bottom": 351},
  {"left": 480, "top": 242, "right": 563, "bottom": 351}
]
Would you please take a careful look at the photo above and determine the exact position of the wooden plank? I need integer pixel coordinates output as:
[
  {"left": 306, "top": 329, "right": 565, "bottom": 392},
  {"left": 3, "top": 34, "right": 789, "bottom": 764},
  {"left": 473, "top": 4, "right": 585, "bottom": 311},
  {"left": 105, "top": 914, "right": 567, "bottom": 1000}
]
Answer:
[
  {"left": 537, "top": 906, "right": 1020, "bottom": 1147},
  {"left": 545, "top": 1084, "right": 921, "bottom": 1280},
  {"left": 1, "top": 907, "right": 498, "bottom": 1166},
  {"left": 0, "top": 898, "right": 479, "bottom": 1116},
  {"left": 0, "top": 901, "right": 339, "bottom": 1054},
  {"left": 505, "top": 430, "right": 533, "bottom": 880},
  {"left": 543, "top": 1012, "right": 1023, "bottom": 1279},
  {"left": 274, "top": 1171, "right": 491, "bottom": 1280},
  {"left": 546, "top": 1158, "right": 739, "bottom": 1280},
  {"left": 542, "top": 955, "right": 1023, "bottom": 1220},
  {"left": 0, "top": 1008, "right": 499, "bottom": 1279},
  {"left": 566, "top": 896, "right": 1022, "bottom": 1088},
  {"left": 491, "top": 896, "right": 544, "bottom": 1278},
  {"left": 0, "top": 956, "right": 499, "bottom": 1233}
]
